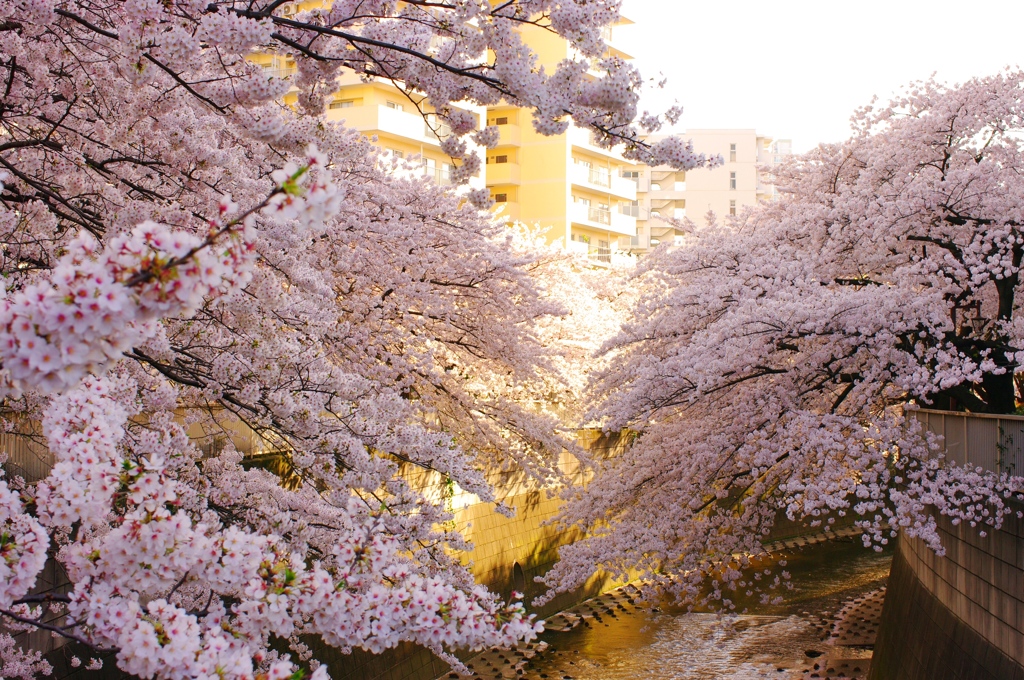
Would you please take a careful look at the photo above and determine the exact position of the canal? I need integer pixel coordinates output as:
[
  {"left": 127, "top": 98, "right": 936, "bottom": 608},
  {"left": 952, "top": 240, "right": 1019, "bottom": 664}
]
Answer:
[{"left": 501, "top": 539, "right": 893, "bottom": 680}]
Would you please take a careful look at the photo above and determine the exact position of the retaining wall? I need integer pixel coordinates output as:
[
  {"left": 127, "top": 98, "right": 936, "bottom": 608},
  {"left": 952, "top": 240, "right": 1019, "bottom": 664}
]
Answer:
[{"left": 871, "top": 504, "right": 1024, "bottom": 680}]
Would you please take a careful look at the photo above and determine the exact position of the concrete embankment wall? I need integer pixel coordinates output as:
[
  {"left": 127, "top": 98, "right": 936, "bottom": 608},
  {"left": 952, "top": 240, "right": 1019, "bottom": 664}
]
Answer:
[{"left": 870, "top": 504, "right": 1024, "bottom": 680}]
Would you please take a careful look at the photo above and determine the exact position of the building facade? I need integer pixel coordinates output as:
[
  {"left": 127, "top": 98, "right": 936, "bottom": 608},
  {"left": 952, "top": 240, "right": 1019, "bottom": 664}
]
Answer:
[
  {"left": 483, "top": 21, "right": 639, "bottom": 266},
  {"left": 249, "top": 3, "right": 486, "bottom": 193},
  {"left": 626, "top": 130, "right": 792, "bottom": 254},
  {"left": 250, "top": 8, "right": 638, "bottom": 268}
]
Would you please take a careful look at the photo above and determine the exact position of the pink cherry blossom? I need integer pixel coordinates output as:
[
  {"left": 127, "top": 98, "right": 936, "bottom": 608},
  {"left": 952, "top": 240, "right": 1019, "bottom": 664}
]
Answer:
[{"left": 541, "top": 71, "right": 1024, "bottom": 608}]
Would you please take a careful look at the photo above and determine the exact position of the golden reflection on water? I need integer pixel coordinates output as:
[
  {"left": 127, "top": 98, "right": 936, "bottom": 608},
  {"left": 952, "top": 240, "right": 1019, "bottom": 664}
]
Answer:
[{"left": 524, "top": 540, "right": 892, "bottom": 680}]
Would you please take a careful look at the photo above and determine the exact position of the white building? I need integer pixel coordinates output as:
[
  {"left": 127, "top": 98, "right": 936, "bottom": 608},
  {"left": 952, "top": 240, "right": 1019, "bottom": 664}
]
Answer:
[{"left": 623, "top": 130, "right": 792, "bottom": 253}]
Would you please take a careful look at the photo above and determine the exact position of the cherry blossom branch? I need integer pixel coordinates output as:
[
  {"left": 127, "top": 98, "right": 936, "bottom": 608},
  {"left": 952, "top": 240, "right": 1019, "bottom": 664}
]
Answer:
[{"left": 0, "top": 608, "right": 115, "bottom": 653}]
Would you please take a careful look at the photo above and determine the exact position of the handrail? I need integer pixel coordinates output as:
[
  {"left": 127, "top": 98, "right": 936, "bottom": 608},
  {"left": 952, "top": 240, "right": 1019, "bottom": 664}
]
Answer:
[{"left": 911, "top": 407, "right": 1024, "bottom": 422}]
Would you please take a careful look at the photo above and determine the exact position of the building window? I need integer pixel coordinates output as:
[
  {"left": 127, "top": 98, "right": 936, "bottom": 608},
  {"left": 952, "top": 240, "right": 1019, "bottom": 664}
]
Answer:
[
  {"left": 329, "top": 100, "right": 355, "bottom": 109},
  {"left": 730, "top": 172, "right": 737, "bottom": 190},
  {"left": 388, "top": 149, "right": 404, "bottom": 159},
  {"left": 494, "top": 155, "right": 508, "bottom": 164},
  {"left": 386, "top": 101, "right": 404, "bottom": 111},
  {"left": 621, "top": 170, "right": 640, "bottom": 184},
  {"left": 729, "top": 200, "right": 736, "bottom": 216},
  {"left": 729, "top": 143, "right": 737, "bottom": 163},
  {"left": 494, "top": 193, "right": 508, "bottom": 202},
  {"left": 621, "top": 201, "right": 639, "bottom": 217},
  {"left": 495, "top": 116, "right": 509, "bottom": 125}
]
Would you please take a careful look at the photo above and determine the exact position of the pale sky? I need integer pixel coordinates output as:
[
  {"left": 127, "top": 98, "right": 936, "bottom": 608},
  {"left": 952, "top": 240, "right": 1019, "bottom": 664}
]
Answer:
[{"left": 618, "top": 1, "right": 1024, "bottom": 152}]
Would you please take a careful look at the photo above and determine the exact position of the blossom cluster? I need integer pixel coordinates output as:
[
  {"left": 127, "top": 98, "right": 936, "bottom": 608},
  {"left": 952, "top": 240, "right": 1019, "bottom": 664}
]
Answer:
[
  {"left": 0, "top": 469, "right": 48, "bottom": 608},
  {"left": 0, "top": 221, "right": 255, "bottom": 394},
  {"left": 32, "top": 376, "right": 131, "bottom": 527},
  {"left": 264, "top": 147, "right": 345, "bottom": 233},
  {"left": 0, "top": 633, "right": 51, "bottom": 680},
  {"left": 61, "top": 483, "right": 542, "bottom": 680}
]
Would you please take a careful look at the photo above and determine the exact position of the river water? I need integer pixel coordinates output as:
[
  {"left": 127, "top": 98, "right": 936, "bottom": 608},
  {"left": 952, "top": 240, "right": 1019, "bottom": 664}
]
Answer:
[{"left": 518, "top": 540, "right": 892, "bottom": 680}]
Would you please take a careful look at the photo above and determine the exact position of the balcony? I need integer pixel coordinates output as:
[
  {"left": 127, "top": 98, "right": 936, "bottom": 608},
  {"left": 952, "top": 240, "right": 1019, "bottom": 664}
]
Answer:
[
  {"left": 486, "top": 162, "right": 520, "bottom": 185},
  {"left": 589, "top": 206, "right": 611, "bottom": 225},
  {"left": 496, "top": 123, "right": 521, "bottom": 146},
  {"left": 327, "top": 104, "right": 440, "bottom": 146},
  {"left": 429, "top": 167, "right": 454, "bottom": 186},
  {"left": 570, "top": 164, "right": 637, "bottom": 200},
  {"left": 570, "top": 204, "right": 637, "bottom": 237},
  {"left": 569, "top": 126, "right": 627, "bottom": 160},
  {"left": 424, "top": 119, "right": 453, "bottom": 140},
  {"left": 611, "top": 210, "right": 637, "bottom": 234},
  {"left": 610, "top": 173, "right": 639, "bottom": 199},
  {"left": 262, "top": 67, "right": 296, "bottom": 79},
  {"left": 566, "top": 239, "right": 635, "bottom": 267}
]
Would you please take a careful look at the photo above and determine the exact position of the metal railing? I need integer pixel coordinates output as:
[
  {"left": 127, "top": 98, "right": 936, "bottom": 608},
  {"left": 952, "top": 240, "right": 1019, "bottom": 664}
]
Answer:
[
  {"left": 588, "top": 206, "right": 611, "bottom": 225},
  {"left": 432, "top": 167, "right": 453, "bottom": 186},
  {"left": 261, "top": 67, "right": 295, "bottom": 79},
  {"left": 909, "top": 408, "right": 1024, "bottom": 476},
  {"left": 0, "top": 428, "right": 51, "bottom": 483},
  {"left": 424, "top": 121, "right": 452, "bottom": 139}
]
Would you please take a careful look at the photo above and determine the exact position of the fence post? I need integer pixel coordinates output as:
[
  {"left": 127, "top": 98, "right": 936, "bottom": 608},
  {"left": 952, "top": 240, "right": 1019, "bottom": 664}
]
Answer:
[{"left": 997, "top": 418, "right": 1002, "bottom": 473}]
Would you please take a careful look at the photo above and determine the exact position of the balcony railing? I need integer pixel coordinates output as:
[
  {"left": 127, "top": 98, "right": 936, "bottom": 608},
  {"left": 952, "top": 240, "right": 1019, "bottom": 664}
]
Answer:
[
  {"left": 588, "top": 168, "right": 611, "bottom": 187},
  {"left": 424, "top": 120, "right": 453, "bottom": 140},
  {"left": 588, "top": 206, "right": 611, "bottom": 225},
  {"left": 431, "top": 168, "right": 453, "bottom": 186},
  {"left": 262, "top": 67, "right": 296, "bottom": 79}
]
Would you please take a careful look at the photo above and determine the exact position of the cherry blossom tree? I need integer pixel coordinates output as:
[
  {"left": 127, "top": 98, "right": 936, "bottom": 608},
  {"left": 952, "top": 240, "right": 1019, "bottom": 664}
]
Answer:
[
  {"left": 542, "top": 71, "right": 1024, "bottom": 607},
  {"left": 0, "top": 0, "right": 713, "bottom": 677}
]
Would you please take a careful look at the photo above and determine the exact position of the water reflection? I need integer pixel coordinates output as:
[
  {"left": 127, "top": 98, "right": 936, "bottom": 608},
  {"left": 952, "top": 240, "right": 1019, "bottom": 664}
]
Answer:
[{"left": 526, "top": 540, "right": 892, "bottom": 680}]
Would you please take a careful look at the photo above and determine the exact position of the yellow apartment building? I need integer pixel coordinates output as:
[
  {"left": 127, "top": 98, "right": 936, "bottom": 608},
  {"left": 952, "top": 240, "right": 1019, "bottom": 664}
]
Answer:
[
  {"left": 484, "top": 21, "right": 639, "bottom": 265},
  {"left": 249, "top": 8, "right": 485, "bottom": 192},
  {"left": 251, "top": 6, "right": 640, "bottom": 264}
]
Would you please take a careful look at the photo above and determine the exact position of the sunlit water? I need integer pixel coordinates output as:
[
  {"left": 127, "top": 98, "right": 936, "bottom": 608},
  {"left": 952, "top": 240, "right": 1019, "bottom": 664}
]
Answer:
[{"left": 525, "top": 540, "right": 892, "bottom": 680}]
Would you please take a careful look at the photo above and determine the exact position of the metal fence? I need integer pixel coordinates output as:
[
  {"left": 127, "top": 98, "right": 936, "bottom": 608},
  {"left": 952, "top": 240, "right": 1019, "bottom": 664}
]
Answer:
[
  {"left": 0, "top": 427, "right": 52, "bottom": 483},
  {"left": 1, "top": 414, "right": 284, "bottom": 485},
  {"left": 909, "top": 408, "right": 1024, "bottom": 476}
]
